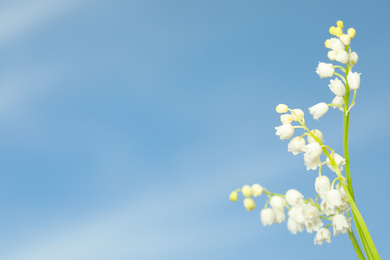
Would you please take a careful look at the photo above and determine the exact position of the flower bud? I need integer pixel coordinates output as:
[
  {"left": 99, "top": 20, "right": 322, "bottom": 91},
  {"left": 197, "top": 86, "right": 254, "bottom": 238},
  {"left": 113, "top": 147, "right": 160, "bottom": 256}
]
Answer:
[
  {"left": 347, "top": 71, "right": 361, "bottom": 90},
  {"left": 251, "top": 184, "right": 263, "bottom": 197},
  {"left": 285, "top": 189, "right": 304, "bottom": 206},
  {"left": 334, "top": 27, "right": 343, "bottom": 37},
  {"left": 349, "top": 52, "right": 358, "bottom": 65},
  {"left": 324, "top": 39, "right": 331, "bottom": 49},
  {"left": 328, "top": 78, "right": 346, "bottom": 97},
  {"left": 316, "top": 62, "right": 334, "bottom": 78},
  {"left": 276, "top": 104, "right": 289, "bottom": 113},
  {"left": 288, "top": 136, "right": 306, "bottom": 155},
  {"left": 329, "top": 26, "right": 336, "bottom": 35},
  {"left": 336, "top": 20, "right": 343, "bottom": 29},
  {"left": 242, "top": 185, "right": 253, "bottom": 197},
  {"left": 327, "top": 51, "right": 336, "bottom": 61},
  {"left": 261, "top": 208, "right": 275, "bottom": 226},
  {"left": 229, "top": 191, "right": 238, "bottom": 202},
  {"left": 280, "top": 114, "right": 293, "bottom": 124},
  {"left": 270, "top": 196, "right": 286, "bottom": 209},
  {"left": 328, "top": 38, "right": 344, "bottom": 51},
  {"left": 307, "top": 129, "right": 324, "bottom": 144},
  {"left": 291, "top": 108, "right": 304, "bottom": 121},
  {"left": 347, "top": 28, "right": 356, "bottom": 39},
  {"left": 340, "top": 34, "right": 351, "bottom": 45},
  {"left": 309, "top": 102, "right": 329, "bottom": 120},
  {"left": 243, "top": 198, "right": 256, "bottom": 211},
  {"left": 275, "top": 124, "right": 295, "bottom": 140}
]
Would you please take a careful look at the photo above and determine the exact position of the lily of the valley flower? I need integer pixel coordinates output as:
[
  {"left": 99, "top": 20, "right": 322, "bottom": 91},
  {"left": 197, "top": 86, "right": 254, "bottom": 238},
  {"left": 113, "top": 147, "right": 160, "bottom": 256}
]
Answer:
[
  {"left": 275, "top": 124, "right": 295, "bottom": 140},
  {"left": 285, "top": 189, "right": 304, "bottom": 206},
  {"left": 307, "top": 129, "right": 324, "bottom": 144},
  {"left": 280, "top": 114, "right": 293, "bottom": 124},
  {"left": 243, "top": 198, "right": 256, "bottom": 211},
  {"left": 270, "top": 196, "right": 286, "bottom": 209},
  {"left": 331, "top": 96, "right": 344, "bottom": 110},
  {"left": 315, "top": 175, "right": 331, "bottom": 197},
  {"left": 332, "top": 214, "right": 351, "bottom": 235},
  {"left": 340, "top": 34, "right": 351, "bottom": 46},
  {"left": 261, "top": 208, "right": 275, "bottom": 226},
  {"left": 288, "top": 137, "right": 306, "bottom": 155},
  {"left": 329, "top": 78, "right": 346, "bottom": 97},
  {"left": 309, "top": 102, "right": 329, "bottom": 120},
  {"left": 314, "top": 228, "right": 332, "bottom": 245},
  {"left": 242, "top": 185, "right": 253, "bottom": 197},
  {"left": 326, "top": 153, "right": 346, "bottom": 172},
  {"left": 251, "top": 184, "right": 263, "bottom": 197},
  {"left": 276, "top": 104, "right": 289, "bottom": 113},
  {"left": 302, "top": 142, "right": 323, "bottom": 159},
  {"left": 325, "top": 38, "right": 344, "bottom": 51},
  {"left": 350, "top": 52, "right": 358, "bottom": 65},
  {"left": 335, "top": 49, "right": 349, "bottom": 64},
  {"left": 274, "top": 209, "right": 286, "bottom": 223},
  {"left": 229, "top": 191, "right": 238, "bottom": 202},
  {"left": 347, "top": 71, "right": 361, "bottom": 90},
  {"left": 291, "top": 108, "right": 304, "bottom": 122},
  {"left": 287, "top": 217, "right": 305, "bottom": 235},
  {"left": 316, "top": 62, "right": 335, "bottom": 78},
  {"left": 302, "top": 204, "right": 323, "bottom": 233},
  {"left": 323, "top": 189, "right": 343, "bottom": 211}
]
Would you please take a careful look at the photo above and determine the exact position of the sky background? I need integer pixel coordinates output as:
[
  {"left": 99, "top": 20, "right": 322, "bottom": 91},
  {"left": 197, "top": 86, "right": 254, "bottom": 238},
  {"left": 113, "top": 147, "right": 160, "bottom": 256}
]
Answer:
[{"left": 0, "top": 0, "right": 389, "bottom": 259}]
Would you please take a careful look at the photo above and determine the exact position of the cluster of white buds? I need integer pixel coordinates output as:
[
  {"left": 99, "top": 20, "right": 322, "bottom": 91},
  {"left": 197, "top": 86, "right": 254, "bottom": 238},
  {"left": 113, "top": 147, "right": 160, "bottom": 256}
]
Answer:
[{"left": 230, "top": 20, "right": 359, "bottom": 246}]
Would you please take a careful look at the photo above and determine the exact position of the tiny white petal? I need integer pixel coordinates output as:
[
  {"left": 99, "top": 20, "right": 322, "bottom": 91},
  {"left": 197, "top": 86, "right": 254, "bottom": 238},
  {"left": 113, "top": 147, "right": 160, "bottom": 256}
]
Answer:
[
  {"left": 316, "top": 62, "right": 334, "bottom": 78},
  {"left": 309, "top": 103, "right": 329, "bottom": 120}
]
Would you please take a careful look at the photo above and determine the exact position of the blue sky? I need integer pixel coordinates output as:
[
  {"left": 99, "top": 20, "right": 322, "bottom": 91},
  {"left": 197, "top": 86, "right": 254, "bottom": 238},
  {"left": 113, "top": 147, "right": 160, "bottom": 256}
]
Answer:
[{"left": 0, "top": 0, "right": 389, "bottom": 259}]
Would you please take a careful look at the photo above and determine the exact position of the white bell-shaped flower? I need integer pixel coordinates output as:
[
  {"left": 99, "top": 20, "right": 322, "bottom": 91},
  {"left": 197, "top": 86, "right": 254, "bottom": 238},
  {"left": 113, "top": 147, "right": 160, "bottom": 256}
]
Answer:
[
  {"left": 320, "top": 200, "right": 334, "bottom": 216},
  {"left": 316, "top": 62, "right": 334, "bottom": 78},
  {"left": 285, "top": 189, "right": 304, "bottom": 206},
  {"left": 242, "top": 185, "right": 253, "bottom": 197},
  {"left": 276, "top": 104, "right": 289, "bottom": 113},
  {"left": 328, "top": 78, "right": 346, "bottom": 97},
  {"left": 261, "top": 208, "right": 275, "bottom": 226},
  {"left": 287, "top": 217, "right": 305, "bottom": 234},
  {"left": 251, "top": 184, "right": 263, "bottom": 197},
  {"left": 347, "top": 71, "right": 361, "bottom": 90},
  {"left": 350, "top": 52, "right": 358, "bottom": 65},
  {"left": 331, "top": 96, "right": 344, "bottom": 111},
  {"left": 302, "top": 204, "right": 323, "bottom": 233},
  {"left": 326, "top": 38, "right": 344, "bottom": 51},
  {"left": 288, "top": 206, "right": 305, "bottom": 224},
  {"left": 288, "top": 136, "right": 306, "bottom": 155},
  {"left": 333, "top": 214, "right": 351, "bottom": 235},
  {"left": 323, "top": 189, "right": 343, "bottom": 211},
  {"left": 309, "top": 102, "right": 329, "bottom": 120},
  {"left": 314, "top": 228, "right": 332, "bottom": 245},
  {"left": 303, "top": 153, "right": 322, "bottom": 170},
  {"left": 335, "top": 49, "right": 349, "bottom": 64},
  {"left": 243, "top": 198, "right": 256, "bottom": 211},
  {"left": 302, "top": 142, "right": 323, "bottom": 159},
  {"left": 307, "top": 129, "right": 324, "bottom": 144},
  {"left": 327, "top": 51, "right": 336, "bottom": 61},
  {"left": 315, "top": 175, "right": 331, "bottom": 197},
  {"left": 275, "top": 124, "right": 294, "bottom": 140},
  {"left": 274, "top": 209, "right": 286, "bottom": 224},
  {"left": 326, "top": 153, "right": 346, "bottom": 172},
  {"left": 270, "top": 196, "right": 286, "bottom": 209}
]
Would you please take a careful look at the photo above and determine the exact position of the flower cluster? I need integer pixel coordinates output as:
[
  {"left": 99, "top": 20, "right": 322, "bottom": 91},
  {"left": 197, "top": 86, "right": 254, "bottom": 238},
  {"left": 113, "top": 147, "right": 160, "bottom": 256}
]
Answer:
[{"left": 230, "top": 20, "right": 362, "bottom": 246}]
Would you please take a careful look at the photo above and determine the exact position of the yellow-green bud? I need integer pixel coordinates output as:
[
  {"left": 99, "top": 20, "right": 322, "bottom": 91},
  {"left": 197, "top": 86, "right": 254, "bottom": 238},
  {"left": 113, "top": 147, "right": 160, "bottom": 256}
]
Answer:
[
  {"left": 329, "top": 26, "right": 336, "bottom": 35},
  {"left": 243, "top": 198, "right": 256, "bottom": 211},
  {"left": 336, "top": 20, "right": 344, "bottom": 29},
  {"left": 334, "top": 27, "right": 343, "bottom": 37},
  {"left": 229, "top": 191, "right": 238, "bottom": 202},
  {"left": 276, "top": 104, "right": 289, "bottom": 113},
  {"left": 242, "top": 185, "right": 253, "bottom": 197},
  {"left": 347, "top": 28, "right": 356, "bottom": 39},
  {"left": 324, "top": 39, "right": 331, "bottom": 49}
]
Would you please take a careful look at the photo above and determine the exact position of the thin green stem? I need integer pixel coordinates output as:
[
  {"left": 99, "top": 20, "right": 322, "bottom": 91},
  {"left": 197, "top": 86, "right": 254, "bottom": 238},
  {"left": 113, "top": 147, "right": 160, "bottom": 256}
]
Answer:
[{"left": 348, "top": 230, "right": 367, "bottom": 260}]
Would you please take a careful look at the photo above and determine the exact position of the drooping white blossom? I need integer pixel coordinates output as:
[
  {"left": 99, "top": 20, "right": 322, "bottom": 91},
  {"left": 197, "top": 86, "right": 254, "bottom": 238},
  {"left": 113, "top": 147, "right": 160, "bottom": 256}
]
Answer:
[
  {"left": 288, "top": 136, "right": 306, "bottom": 155},
  {"left": 347, "top": 71, "right": 361, "bottom": 90},
  {"left": 307, "top": 129, "right": 324, "bottom": 144},
  {"left": 328, "top": 78, "right": 346, "bottom": 97},
  {"left": 320, "top": 200, "right": 334, "bottom": 216},
  {"left": 275, "top": 124, "right": 295, "bottom": 140},
  {"left": 270, "top": 196, "right": 286, "bottom": 209},
  {"left": 350, "top": 52, "right": 358, "bottom": 65},
  {"left": 302, "top": 204, "right": 323, "bottom": 233},
  {"left": 302, "top": 142, "right": 323, "bottom": 160},
  {"left": 261, "top": 208, "right": 276, "bottom": 226},
  {"left": 331, "top": 96, "right": 344, "bottom": 110},
  {"left": 287, "top": 217, "right": 305, "bottom": 235},
  {"left": 335, "top": 49, "right": 349, "bottom": 64},
  {"left": 315, "top": 175, "right": 331, "bottom": 197},
  {"left": 314, "top": 228, "right": 332, "bottom": 245},
  {"left": 316, "top": 62, "right": 334, "bottom": 78},
  {"left": 274, "top": 209, "right": 286, "bottom": 223},
  {"left": 326, "top": 38, "right": 344, "bottom": 51},
  {"left": 309, "top": 102, "right": 329, "bottom": 120},
  {"left": 326, "top": 153, "right": 346, "bottom": 172},
  {"left": 333, "top": 214, "right": 351, "bottom": 235},
  {"left": 340, "top": 34, "right": 351, "bottom": 46},
  {"left": 303, "top": 153, "right": 322, "bottom": 170},
  {"left": 327, "top": 51, "right": 336, "bottom": 61},
  {"left": 285, "top": 189, "right": 304, "bottom": 206},
  {"left": 323, "top": 189, "right": 343, "bottom": 211},
  {"left": 242, "top": 185, "right": 253, "bottom": 197},
  {"left": 251, "top": 184, "right": 263, "bottom": 197}
]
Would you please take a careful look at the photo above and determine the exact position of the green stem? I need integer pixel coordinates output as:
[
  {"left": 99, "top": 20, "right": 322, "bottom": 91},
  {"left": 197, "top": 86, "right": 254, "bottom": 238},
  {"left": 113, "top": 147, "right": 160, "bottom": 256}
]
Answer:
[{"left": 348, "top": 230, "right": 367, "bottom": 260}]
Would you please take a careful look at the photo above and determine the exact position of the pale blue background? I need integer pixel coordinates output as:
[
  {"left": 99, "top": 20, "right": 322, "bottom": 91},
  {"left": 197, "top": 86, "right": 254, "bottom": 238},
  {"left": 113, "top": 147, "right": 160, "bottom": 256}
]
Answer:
[{"left": 0, "top": 1, "right": 389, "bottom": 259}]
